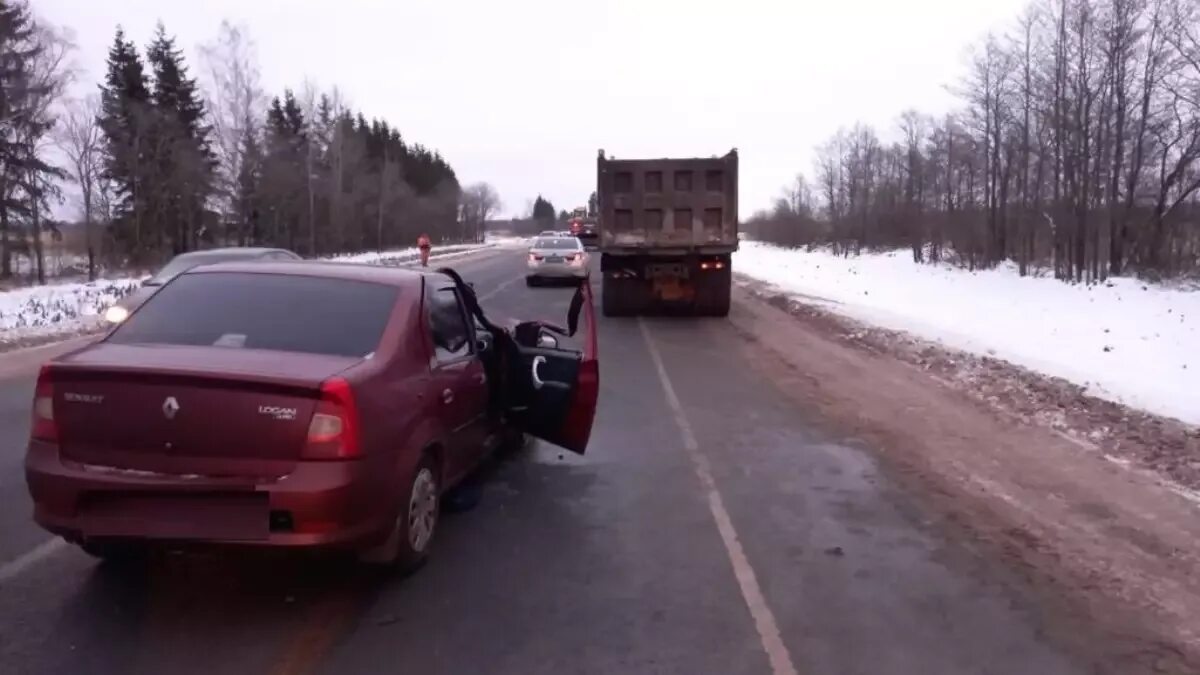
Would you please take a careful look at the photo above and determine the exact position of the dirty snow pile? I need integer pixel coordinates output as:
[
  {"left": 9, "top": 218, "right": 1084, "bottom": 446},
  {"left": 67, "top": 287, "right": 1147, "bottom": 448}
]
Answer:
[{"left": 734, "top": 240, "right": 1200, "bottom": 425}]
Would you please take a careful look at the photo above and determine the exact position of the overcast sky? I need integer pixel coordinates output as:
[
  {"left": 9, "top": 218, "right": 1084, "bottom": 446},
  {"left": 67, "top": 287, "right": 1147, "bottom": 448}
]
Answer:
[{"left": 36, "top": 0, "right": 1029, "bottom": 219}]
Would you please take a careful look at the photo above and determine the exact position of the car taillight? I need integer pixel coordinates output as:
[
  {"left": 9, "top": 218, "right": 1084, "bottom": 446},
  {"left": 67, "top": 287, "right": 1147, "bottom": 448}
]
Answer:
[
  {"left": 31, "top": 364, "right": 57, "bottom": 442},
  {"left": 529, "top": 253, "right": 543, "bottom": 262},
  {"left": 303, "top": 377, "right": 361, "bottom": 460}
]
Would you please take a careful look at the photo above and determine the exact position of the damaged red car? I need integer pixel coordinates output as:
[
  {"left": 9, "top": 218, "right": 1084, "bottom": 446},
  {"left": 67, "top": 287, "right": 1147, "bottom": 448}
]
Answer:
[{"left": 24, "top": 261, "right": 599, "bottom": 570}]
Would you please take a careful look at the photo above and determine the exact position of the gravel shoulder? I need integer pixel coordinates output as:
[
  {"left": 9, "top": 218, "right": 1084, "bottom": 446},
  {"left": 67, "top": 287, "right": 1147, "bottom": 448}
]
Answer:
[{"left": 732, "top": 279, "right": 1200, "bottom": 674}]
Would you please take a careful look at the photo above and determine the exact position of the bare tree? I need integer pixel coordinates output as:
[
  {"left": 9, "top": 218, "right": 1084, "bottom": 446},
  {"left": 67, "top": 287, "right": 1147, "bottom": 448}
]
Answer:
[
  {"left": 198, "top": 20, "right": 264, "bottom": 241},
  {"left": 300, "top": 79, "right": 320, "bottom": 255},
  {"left": 54, "top": 94, "right": 102, "bottom": 279},
  {"left": 23, "top": 21, "right": 74, "bottom": 284},
  {"left": 750, "top": 0, "right": 1200, "bottom": 282},
  {"left": 460, "top": 182, "right": 501, "bottom": 242}
]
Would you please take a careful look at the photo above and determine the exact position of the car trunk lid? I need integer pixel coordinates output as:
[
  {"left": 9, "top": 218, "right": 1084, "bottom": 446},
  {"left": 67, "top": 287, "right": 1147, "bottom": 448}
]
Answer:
[{"left": 49, "top": 343, "right": 361, "bottom": 478}]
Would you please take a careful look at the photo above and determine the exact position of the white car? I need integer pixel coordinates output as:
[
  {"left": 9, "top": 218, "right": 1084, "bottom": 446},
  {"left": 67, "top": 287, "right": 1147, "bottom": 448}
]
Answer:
[{"left": 527, "top": 235, "right": 589, "bottom": 286}]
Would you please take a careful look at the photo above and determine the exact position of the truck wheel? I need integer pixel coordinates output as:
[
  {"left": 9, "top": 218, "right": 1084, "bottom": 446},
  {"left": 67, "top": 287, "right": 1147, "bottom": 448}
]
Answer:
[
  {"left": 602, "top": 275, "right": 626, "bottom": 317},
  {"left": 697, "top": 266, "right": 732, "bottom": 317},
  {"left": 708, "top": 283, "right": 731, "bottom": 317}
]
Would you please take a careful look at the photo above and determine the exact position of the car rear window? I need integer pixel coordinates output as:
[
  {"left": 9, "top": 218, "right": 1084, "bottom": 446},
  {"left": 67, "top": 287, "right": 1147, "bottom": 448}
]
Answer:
[
  {"left": 533, "top": 238, "right": 580, "bottom": 250},
  {"left": 108, "top": 272, "right": 398, "bottom": 358}
]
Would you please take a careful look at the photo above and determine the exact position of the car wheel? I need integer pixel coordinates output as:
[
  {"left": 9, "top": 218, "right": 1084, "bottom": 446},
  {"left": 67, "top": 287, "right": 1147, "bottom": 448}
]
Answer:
[
  {"left": 525, "top": 276, "right": 538, "bottom": 287},
  {"left": 359, "top": 454, "right": 440, "bottom": 572}
]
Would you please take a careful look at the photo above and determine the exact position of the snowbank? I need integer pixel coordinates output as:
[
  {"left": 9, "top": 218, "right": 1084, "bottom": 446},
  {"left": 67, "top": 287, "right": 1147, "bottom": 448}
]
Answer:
[
  {"left": 734, "top": 241, "right": 1200, "bottom": 425},
  {"left": 0, "top": 278, "right": 142, "bottom": 330},
  {"left": 324, "top": 242, "right": 490, "bottom": 265}
]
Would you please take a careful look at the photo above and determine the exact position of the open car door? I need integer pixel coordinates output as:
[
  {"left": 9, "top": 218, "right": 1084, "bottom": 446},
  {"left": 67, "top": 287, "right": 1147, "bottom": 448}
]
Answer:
[{"left": 436, "top": 270, "right": 599, "bottom": 455}]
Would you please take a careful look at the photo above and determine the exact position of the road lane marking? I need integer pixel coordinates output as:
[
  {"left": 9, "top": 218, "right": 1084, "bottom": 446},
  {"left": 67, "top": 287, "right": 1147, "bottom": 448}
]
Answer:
[
  {"left": 0, "top": 537, "right": 66, "bottom": 584},
  {"left": 268, "top": 591, "right": 363, "bottom": 675},
  {"left": 477, "top": 274, "right": 525, "bottom": 302},
  {"left": 639, "top": 319, "right": 800, "bottom": 675}
]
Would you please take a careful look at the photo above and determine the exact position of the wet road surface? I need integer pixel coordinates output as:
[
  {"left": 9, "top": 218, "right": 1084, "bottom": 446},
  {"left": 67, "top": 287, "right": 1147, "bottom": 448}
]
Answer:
[{"left": 0, "top": 248, "right": 1099, "bottom": 674}]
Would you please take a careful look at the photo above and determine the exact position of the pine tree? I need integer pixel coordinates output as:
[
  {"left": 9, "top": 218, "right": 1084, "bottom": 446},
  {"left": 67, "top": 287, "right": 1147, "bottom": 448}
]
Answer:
[
  {"left": 147, "top": 23, "right": 214, "bottom": 253},
  {"left": 97, "top": 26, "right": 152, "bottom": 264},
  {"left": 233, "top": 119, "right": 262, "bottom": 245},
  {"left": 0, "top": 0, "right": 54, "bottom": 277},
  {"left": 532, "top": 195, "right": 556, "bottom": 223},
  {"left": 261, "top": 91, "right": 306, "bottom": 249}
]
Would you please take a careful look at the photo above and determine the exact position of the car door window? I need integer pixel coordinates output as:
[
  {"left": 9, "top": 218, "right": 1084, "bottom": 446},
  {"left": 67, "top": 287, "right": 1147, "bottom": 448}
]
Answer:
[{"left": 427, "top": 286, "right": 472, "bottom": 363}]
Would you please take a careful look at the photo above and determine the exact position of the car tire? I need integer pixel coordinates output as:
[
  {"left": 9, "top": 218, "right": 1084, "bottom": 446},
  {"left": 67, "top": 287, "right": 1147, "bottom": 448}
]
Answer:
[
  {"left": 526, "top": 276, "right": 538, "bottom": 287},
  {"left": 358, "top": 454, "right": 440, "bottom": 573}
]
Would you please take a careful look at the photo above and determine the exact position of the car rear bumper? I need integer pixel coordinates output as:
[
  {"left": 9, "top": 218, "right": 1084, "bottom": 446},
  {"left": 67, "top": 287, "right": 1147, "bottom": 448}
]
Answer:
[
  {"left": 24, "top": 440, "right": 395, "bottom": 550},
  {"left": 528, "top": 261, "right": 588, "bottom": 278}
]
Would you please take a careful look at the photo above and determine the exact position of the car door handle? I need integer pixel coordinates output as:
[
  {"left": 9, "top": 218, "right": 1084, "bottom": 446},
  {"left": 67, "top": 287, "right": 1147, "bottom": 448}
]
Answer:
[
  {"left": 442, "top": 388, "right": 454, "bottom": 404},
  {"left": 531, "top": 356, "right": 546, "bottom": 390}
]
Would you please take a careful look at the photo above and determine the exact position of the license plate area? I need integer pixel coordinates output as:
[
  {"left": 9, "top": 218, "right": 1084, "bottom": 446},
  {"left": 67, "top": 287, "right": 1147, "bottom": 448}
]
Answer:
[
  {"left": 646, "top": 263, "right": 688, "bottom": 280},
  {"left": 79, "top": 492, "right": 270, "bottom": 541}
]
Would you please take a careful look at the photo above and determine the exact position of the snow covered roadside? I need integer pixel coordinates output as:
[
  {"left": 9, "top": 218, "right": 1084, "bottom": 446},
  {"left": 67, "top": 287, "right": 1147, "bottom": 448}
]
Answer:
[
  {"left": 0, "top": 278, "right": 142, "bottom": 351},
  {"left": 323, "top": 242, "right": 495, "bottom": 265},
  {"left": 733, "top": 241, "right": 1199, "bottom": 426},
  {"left": 0, "top": 241, "right": 498, "bottom": 352}
]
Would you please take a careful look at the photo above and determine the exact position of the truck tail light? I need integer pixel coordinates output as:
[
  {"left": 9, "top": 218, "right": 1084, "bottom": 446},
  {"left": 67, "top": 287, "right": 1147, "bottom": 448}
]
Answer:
[
  {"left": 303, "top": 378, "right": 361, "bottom": 460},
  {"left": 31, "top": 364, "right": 57, "bottom": 442}
]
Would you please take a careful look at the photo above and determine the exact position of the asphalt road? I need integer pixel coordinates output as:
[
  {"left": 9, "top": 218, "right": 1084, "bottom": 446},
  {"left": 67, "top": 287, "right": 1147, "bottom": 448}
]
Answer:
[{"left": 0, "top": 248, "right": 1099, "bottom": 675}]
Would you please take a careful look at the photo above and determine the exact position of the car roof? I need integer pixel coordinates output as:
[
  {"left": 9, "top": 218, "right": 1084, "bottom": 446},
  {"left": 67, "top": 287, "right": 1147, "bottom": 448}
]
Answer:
[
  {"left": 176, "top": 246, "right": 294, "bottom": 257},
  {"left": 185, "top": 259, "right": 427, "bottom": 291}
]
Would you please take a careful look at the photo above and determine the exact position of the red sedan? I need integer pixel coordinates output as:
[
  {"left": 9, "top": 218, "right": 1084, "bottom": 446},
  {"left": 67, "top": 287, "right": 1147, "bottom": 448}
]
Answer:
[{"left": 24, "top": 261, "right": 598, "bottom": 570}]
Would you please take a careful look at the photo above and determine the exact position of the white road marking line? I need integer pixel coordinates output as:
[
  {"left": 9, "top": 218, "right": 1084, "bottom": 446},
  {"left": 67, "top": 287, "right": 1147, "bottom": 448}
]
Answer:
[
  {"left": 477, "top": 274, "right": 525, "bottom": 302},
  {"left": 638, "top": 319, "right": 800, "bottom": 675},
  {"left": 0, "top": 537, "right": 66, "bottom": 584}
]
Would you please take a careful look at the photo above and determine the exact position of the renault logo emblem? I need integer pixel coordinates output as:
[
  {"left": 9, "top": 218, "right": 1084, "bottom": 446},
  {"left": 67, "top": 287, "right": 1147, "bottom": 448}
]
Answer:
[{"left": 162, "top": 396, "right": 180, "bottom": 420}]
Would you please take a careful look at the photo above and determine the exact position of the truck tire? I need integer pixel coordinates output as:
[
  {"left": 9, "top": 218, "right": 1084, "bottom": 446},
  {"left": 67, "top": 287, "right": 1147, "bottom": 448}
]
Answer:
[
  {"left": 708, "top": 281, "right": 731, "bottom": 317},
  {"left": 696, "top": 265, "right": 732, "bottom": 317},
  {"left": 602, "top": 274, "right": 627, "bottom": 316}
]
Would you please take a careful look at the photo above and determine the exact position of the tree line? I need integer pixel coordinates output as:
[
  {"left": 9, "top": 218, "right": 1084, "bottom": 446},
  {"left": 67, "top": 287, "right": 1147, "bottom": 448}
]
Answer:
[
  {"left": 0, "top": 1, "right": 70, "bottom": 284},
  {"left": 747, "top": 0, "right": 1200, "bottom": 282},
  {"left": 2, "top": 2, "right": 491, "bottom": 285}
]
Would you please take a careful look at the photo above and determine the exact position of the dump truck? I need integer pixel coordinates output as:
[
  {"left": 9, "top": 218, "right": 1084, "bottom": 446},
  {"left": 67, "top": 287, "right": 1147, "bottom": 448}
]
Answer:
[{"left": 596, "top": 148, "right": 738, "bottom": 317}]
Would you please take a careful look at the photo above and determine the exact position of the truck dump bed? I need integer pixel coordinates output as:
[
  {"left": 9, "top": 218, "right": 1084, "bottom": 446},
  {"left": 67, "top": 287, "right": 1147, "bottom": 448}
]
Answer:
[{"left": 596, "top": 149, "right": 739, "bottom": 254}]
